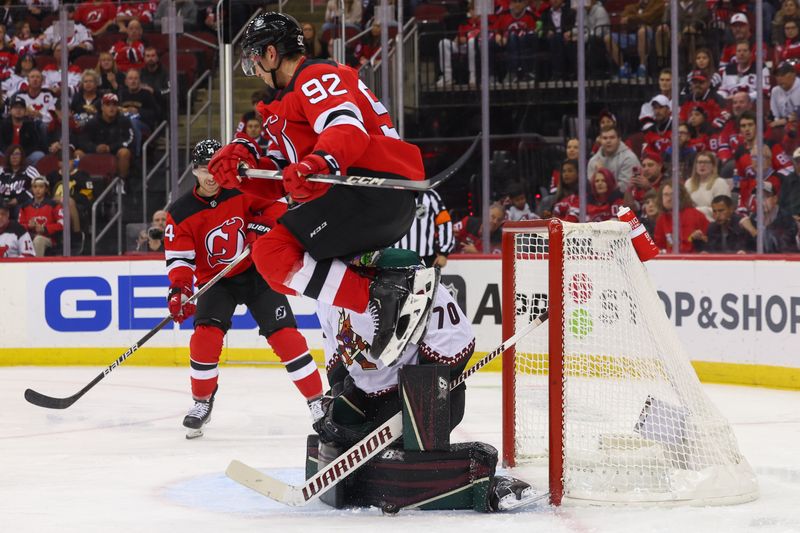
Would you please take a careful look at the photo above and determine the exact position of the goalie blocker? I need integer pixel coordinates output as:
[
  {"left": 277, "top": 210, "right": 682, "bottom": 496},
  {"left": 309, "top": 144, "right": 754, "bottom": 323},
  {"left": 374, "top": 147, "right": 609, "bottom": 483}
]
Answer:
[{"left": 306, "top": 365, "right": 541, "bottom": 512}]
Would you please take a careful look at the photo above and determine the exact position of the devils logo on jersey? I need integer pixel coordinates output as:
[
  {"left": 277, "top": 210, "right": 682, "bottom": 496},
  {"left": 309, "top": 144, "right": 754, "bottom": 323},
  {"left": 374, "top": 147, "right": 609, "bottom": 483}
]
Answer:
[{"left": 205, "top": 217, "right": 245, "bottom": 268}]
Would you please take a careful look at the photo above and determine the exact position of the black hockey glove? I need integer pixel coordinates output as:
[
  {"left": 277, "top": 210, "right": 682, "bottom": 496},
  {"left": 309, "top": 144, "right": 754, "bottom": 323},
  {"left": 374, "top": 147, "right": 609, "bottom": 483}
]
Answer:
[{"left": 312, "top": 377, "right": 373, "bottom": 447}]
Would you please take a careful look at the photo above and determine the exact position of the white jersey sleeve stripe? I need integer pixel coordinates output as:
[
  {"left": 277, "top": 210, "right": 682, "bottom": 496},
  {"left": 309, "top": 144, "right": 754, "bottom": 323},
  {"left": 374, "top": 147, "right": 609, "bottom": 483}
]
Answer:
[{"left": 312, "top": 102, "right": 367, "bottom": 135}]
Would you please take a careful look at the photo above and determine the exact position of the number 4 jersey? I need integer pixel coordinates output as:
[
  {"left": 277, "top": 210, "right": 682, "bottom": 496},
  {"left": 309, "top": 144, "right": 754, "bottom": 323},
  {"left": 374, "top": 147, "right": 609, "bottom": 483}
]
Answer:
[
  {"left": 256, "top": 58, "right": 425, "bottom": 182},
  {"left": 317, "top": 283, "right": 475, "bottom": 396},
  {"left": 164, "top": 187, "right": 286, "bottom": 287}
]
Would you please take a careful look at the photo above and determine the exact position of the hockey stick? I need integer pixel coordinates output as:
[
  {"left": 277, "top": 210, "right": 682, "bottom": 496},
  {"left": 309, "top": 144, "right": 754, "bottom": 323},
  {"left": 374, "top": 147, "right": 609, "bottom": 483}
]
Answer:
[
  {"left": 238, "top": 134, "right": 480, "bottom": 192},
  {"left": 226, "top": 309, "right": 549, "bottom": 507},
  {"left": 23, "top": 247, "right": 252, "bottom": 410}
]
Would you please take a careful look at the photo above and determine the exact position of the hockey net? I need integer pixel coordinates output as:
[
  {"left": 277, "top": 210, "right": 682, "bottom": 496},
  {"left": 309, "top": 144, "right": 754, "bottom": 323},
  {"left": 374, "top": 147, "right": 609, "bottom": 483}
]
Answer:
[{"left": 501, "top": 219, "right": 758, "bottom": 506}]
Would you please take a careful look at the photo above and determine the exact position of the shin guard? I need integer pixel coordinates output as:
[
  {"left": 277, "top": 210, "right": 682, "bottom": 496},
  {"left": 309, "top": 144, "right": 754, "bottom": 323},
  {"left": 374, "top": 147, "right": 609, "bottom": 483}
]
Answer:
[
  {"left": 399, "top": 364, "right": 450, "bottom": 451},
  {"left": 189, "top": 325, "right": 224, "bottom": 399}
]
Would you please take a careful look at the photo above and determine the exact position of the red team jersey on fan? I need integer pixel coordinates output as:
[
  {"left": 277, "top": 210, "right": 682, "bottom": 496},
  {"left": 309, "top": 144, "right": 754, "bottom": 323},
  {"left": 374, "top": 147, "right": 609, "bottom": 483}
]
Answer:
[
  {"left": 164, "top": 187, "right": 287, "bottom": 287},
  {"left": 247, "top": 58, "right": 424, "bottom": 200},
  {"left": 75, "top": 1, "right": 118, "bottom": 33},
  {"left": 111, "top": 40, "right": 146, "bottom": 72},
  {"left": 18, "top": 198, "right": 63, "bottom": 245}
]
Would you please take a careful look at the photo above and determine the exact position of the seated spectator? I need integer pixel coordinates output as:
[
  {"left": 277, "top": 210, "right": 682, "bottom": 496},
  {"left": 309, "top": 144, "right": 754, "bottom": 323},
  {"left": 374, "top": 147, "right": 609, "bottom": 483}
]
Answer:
[
  {"left": 775, "top": 0, "right": 800, "bottom": 44},
  {"left": 654, "top": 182, "right": 709, "bottom": 253},
  {"left": 18, "top": 174, "right": 63, "bottom": 257},
  {"left": 0, "top": 201, "right": 35, "bottom": 257},
  {"left": 505, "top": 181, "right": 536, "bottom": 221},
  {"left": 547, "top": 138, "right": 581, "bottom": 196},
  {"left": 70, "top": 69, "right": 102, "bottom": 130},
  {"left": 116, "top": 1, "right": 157, "bottom": 32},
  {"left": 135, "top": 208, "right": 167, "bottom": 253},
  {"left": 655, "top": 0, "right": 709, "bottom": 67},
  {"left": 550, "top": 159, "right": 580, "bottom": 221},
  {"left": 140, "top": 47, "right": 169, "bottom": 110},
  {"left": 704, "top": 194, "right": 754, "bottom": 253},
  {"left": 685, "top": 151, "right": 731, "bottom": 220},
  {"left": 154, "top": 0, "right": 198, "bottom": 32},
  {"left": 48, "top": 149, "right": 96, "bottom": 234},
  {"left": 236, "top": 89, "right": 271, "bottom": 133},
  {"left": 625, "top": 150, "right": 664, "bottom": 213},
  {"left": 0, "top": 24, "right": 18, "bottom": 75},
  {"left": 37, "top": 9, "right": 94, "bottom": 60},
  {"left": 739, "top": 180, "right": 799, "bottom": 253},
  {"left": 14, "top": 69, "right": 57, "bottom": 133},
  {"left": 719, "top": 13, "right": 770, "bottom": 72},
  {"left": 639, "top": 70, "right": 672, "bottom": 132},
  {"left": 714, "top": 90, "right": 754, "bottom": 174},
  {"left": 11, "top": 22, "right": 37, "bottom": 57},
  {"left": 436, "top": 2, "right": 480, "bottom": 87},
  {"left": 41, "top": 63, "right": 83, "bottom": 98},
  {"left": 495, "top": 0, "right": 538, "bottom": 82},
  {"left": 591, "top": 110, "right": 616, "bottom": 154},
  {"left": 111, "top": 19, "right": 146, "bottom": 72},
  {"left": 322, "top": 0, "right": 362, "bottom": 36},
  {"left": 0, "top": 98, "right": 45, "bottom": 165},
  {"left": 605, "top": 0, "right": 663, "bottom": 80},
  {"left": 0, "top": 144, "right": 39, "bottom": 219},
  {"left": 686, "top": 107, "right": 715, "bottom": 152},
  {"left": 453, "top": 202, "right": 505, "bottom": 254},
  {"left": 640, "top": 189, "right": 660, "bottom": 239},
  {"left": 587, "top": 167, "right": 624, "bottom": 221},
  {"left": 245, "top": 117, "right": 268, "bottom": 152},
  {"left": 96, "top": 51, "right": 126, "bottom": 94},
  {"left": 539, "top": 0, "right": 576, "bottom": 80},
  {"left": 353, "top": 21, "right": 382, "bottom": 69},
  {"left": 775, "top": 17, "right": 800, "bottom": 66},
  {"left": 679, "top": 69, "right": 724, "bottom": 124},
  {"left": 681, "top": 48, "right": 721, "bottom": 97},
  {"left": 76, "top": 93, "right": 134, "bottom": 180},
  {"left": 302, "top": 22, "right": 324, "bottom": 59},
  {"left": 718, "top": 40, "right": 771, "bottom": 101},
  {"left": 781, "top": 147, "right": 800, "bottom": 216},
  {"left": 3, "top": 54, "right": 34, "bottom": 97},
  {"left": 75, "top": 0, "right": 119, "bottom": 36},
  {"left": 119, "top": 68, "right": 159, "bottom": 149},
  {"left": 732, "top": 114, "right": 793, "bottom": 209},
  {"left": 24, "top": 0, "right": 58, "bottom": 33},
  {"left": 642, "top": 95, "right": 674, "bottom": 154},
  {"left": 770, "top": 62, "right": 800, "bottom": 129},
  {"left": 664, "top": 122, "right": 698, "bottom": 179},
  {"left": 588, "top": 125, "right": 641, "bottom": 193}
]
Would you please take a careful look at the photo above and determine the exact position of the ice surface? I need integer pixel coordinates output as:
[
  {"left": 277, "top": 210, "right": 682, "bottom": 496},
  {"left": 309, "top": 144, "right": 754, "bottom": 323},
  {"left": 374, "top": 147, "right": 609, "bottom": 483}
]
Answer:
[{"left": 1, "top": 366, "right": 798, "bottom": 533}]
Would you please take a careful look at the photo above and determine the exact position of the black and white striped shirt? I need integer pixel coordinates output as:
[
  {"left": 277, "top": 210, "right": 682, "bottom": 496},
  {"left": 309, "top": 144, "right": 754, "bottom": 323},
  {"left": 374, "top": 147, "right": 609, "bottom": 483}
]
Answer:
[{"left": 393, "top": 190, "right": 455, "bottom": 259}]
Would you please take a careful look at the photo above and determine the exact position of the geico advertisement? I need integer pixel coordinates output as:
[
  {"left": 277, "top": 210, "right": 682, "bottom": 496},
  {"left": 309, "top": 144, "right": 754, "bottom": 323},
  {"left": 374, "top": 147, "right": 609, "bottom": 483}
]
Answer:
[{"left": 1, "top": 258, "right": 798, "bottom": 368}]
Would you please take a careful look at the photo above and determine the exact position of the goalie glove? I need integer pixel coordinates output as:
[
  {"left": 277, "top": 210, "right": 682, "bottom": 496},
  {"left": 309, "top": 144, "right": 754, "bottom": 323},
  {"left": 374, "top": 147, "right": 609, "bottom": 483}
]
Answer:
[{"left": 167, "top": 282, "right": 196, "bottom": 324}]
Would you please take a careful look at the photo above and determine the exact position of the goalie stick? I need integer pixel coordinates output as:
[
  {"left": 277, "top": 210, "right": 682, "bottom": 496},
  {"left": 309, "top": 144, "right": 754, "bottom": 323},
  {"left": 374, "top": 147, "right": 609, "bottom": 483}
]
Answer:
[
  {"left": 225, "top": 309, "right": 549, "bottom": 507},
  {"left": 23, "top": 247, "right": 252, "bottom": 410},
  {"left": 239, "top": 135, "right": 480, "bottom": 192}
]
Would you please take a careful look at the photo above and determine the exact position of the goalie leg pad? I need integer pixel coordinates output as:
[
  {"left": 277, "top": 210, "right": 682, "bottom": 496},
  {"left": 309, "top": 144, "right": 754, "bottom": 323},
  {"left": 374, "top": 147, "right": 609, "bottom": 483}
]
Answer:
[
  {"left": 399, "top": 364, "right": 450, "bottom": 451},
  {"left": 188, "top": 325, "right": 224, "bottom": 400}
]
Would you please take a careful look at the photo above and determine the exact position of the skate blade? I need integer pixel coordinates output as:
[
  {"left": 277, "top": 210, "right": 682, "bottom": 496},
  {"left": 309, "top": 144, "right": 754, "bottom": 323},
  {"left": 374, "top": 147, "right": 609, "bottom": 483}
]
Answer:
[
  {"left": 497, "top": 489, "right": 549, "bottom": 511},
  {"left": 378, "top": 268, "right": 439, "bottom": 367},
  {"left": 185, "top": 428, "right": 204, "bottom": 439}
]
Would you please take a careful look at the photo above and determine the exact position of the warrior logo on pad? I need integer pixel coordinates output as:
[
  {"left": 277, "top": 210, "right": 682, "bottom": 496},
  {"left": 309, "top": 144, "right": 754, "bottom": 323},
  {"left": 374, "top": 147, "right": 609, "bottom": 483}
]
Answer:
[{"left": 205, "top": 217, "right": 245, "bottom": 268}]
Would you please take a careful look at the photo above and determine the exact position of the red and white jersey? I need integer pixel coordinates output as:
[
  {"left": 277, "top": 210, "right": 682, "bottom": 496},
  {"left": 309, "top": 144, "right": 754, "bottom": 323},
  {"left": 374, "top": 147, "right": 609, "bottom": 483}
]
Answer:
[
  {"left": 552, "top": 193, "right": 580, "bottom": 222},
  {"left": 317, "top": 284, "right": 475, "bottom": 396},
  {"left": 18, "top": 198, "right": 63, "bottom": 245},
  {"left": 11, "top": 36, "right": 37, "bottom": 57},
  {"left": 110, "top": 40, "right": 146, "bottom": 72},
  {"left": 495, "top": 10, "right": 537, "bottom": 37},
  {"left": 75, "top": 1, "right": 118, "bottom": 33},
  {"left": 0, "top": 50, "right": 18, "bottom": 73},
  {"left": 254, "top": 58, "right": 424, "bottom": 190},
  {"left": 39, "top": 22, "right": 94, "bottom": 52},
  {"left": 42, "top": 64, "right": 83, "bottom": 96},
  {"left": 164, "top": 186, "right": 286, "bottom": 287},
  {"left": 0, "top": 221, "right": 35, "bottom": 258},
  {"left": 14, "top": 88, "right": 57, "bottom": 124},
  {"left": 2, "top": 73, "right": 26, "bottom": 96},
  {"left": 732, "top": 140, "right": 792, "bottom": 180},
  {"left": 116, "top": 1, "right": 157, "bottom": 24}
]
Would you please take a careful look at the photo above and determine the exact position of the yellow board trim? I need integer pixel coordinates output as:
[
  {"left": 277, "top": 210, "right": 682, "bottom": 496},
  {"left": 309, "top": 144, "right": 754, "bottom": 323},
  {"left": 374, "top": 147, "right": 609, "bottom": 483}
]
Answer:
[{"left": 1, "top": 349, "right": 798, "bottom": 390}]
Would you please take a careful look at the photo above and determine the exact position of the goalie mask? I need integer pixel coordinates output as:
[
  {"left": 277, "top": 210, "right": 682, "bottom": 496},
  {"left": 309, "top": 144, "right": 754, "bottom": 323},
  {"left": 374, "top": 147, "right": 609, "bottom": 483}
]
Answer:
[
  {"left": 240, "top": 12, "right": 305, "bottom": 85},
  {"left": 191, "top": 139, "right": 222, "bottom": 168}
]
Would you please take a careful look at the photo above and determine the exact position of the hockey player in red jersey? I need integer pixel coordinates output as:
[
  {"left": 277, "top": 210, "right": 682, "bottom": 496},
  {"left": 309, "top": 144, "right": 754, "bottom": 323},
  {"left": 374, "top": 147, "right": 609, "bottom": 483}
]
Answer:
[
  {"left": 209, "top": 12, "right": 437, "bottom": 364},
  {"left": 165, "top": 140, "right": 324, "bottom": 438}
]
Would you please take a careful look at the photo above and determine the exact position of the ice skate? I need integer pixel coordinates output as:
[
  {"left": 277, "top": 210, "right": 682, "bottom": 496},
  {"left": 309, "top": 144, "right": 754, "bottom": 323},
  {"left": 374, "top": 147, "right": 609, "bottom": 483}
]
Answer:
[
  {"left": 489, "top": 476, "right": 548, "bottom": 511},
  {"left": 183, "top": 386, "right": 217, "bottom": 439},
  {"left": 368, "top": 267, "right": 439, "bottom": 366}
]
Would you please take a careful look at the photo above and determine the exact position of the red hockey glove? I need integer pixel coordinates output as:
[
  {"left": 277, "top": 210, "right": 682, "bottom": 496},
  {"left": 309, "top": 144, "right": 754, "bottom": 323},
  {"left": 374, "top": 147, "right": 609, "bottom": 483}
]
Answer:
[
  {"left": 208, "top": 136, "right": 261, "bottom": 189},
  {"left": 167, "top": 282, "right": 196, "bottom": 324},
  {"left": 246, "top": 221, "right": 270, "bottom": 246},
  {"left": 283, "top": 152, "right": 333, "bottom": 202}
]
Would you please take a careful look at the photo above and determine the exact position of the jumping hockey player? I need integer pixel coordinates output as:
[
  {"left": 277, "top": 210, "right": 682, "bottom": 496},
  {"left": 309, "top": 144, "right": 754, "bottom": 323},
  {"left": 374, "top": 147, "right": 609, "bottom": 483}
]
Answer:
[
  {"left": 309, "top": 249, "right": 542, "bottom": 512},
  {"left": 165, "top": 139, "right": 324, "bottom": 438},
  {"left": 208, "top": 12, "right": 436, "bottom": 364}
]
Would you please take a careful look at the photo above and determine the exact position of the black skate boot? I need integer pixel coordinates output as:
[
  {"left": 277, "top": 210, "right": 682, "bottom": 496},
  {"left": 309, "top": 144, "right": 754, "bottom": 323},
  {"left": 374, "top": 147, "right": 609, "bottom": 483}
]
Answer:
[
  {"left": 488, "top": 476, "right": 548, "bottom": 511},
  {"left": 183, "top": 386, "right": 217, "bottom": 439},
  {"left": 368, "top": 267, "right": 439, "bottom": 365}
]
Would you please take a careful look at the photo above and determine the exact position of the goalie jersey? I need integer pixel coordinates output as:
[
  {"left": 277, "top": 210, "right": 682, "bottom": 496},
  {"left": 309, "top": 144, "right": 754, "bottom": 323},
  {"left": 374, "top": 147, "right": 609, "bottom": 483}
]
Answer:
[{"left": 317, "top": 283, "right": 475, "bottom": 396}]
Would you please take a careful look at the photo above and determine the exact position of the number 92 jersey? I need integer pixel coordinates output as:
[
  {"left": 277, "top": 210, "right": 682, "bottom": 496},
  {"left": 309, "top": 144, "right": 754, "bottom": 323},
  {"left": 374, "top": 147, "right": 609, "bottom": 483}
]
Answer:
[{"left": 257, "top": 58, "right": 425, "bottom": 182}]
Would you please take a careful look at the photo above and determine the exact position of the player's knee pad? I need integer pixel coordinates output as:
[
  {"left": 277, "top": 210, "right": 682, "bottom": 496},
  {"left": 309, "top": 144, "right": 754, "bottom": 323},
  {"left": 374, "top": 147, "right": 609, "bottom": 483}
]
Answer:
[
  {"left": 189, "top": 324, "right": 224, "bottom": 364},
  {"left": 252, "top": 225, "right": 303, "bottom": 288},
  {"left": 266, "top": 327, "right": 309, "bottom": 362}
]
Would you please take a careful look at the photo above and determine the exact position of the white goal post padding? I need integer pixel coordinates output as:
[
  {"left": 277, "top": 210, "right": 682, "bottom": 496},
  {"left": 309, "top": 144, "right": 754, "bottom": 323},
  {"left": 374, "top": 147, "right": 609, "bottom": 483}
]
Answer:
[{"left": 502, "top": 220, "right": 758, "bottom": 506}]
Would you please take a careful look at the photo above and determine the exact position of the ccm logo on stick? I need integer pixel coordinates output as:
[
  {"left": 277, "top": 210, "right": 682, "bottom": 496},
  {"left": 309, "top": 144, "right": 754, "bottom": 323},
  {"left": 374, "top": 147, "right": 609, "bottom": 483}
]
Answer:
[{"left": 345, "top": 176, "right": 386, "bottom": 186}]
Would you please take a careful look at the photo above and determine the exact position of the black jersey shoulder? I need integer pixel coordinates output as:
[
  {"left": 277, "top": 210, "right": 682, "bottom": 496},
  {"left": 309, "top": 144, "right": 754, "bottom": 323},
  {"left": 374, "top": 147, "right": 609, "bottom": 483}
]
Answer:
[
  {"left": 280, "top": 58, "right": 339, "bottom": 97},
  {"left": 168, "top": 187, "right": 243, "bottom": 225}
]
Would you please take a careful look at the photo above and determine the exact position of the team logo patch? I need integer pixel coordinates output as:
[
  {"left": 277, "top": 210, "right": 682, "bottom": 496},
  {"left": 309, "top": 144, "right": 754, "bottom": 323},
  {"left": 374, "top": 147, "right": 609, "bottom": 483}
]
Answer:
[
  {"left": 205, "top": 217, "right": 245, "bottom": 268},
  {"left": 335, "top": 310, "right": 377, "bottom": 371},
  {"left": 275, "top": 305, "right": 287, "bottom": 321},
  {"left": 415, "top": 204, "right": 427, "bottom": 219}
]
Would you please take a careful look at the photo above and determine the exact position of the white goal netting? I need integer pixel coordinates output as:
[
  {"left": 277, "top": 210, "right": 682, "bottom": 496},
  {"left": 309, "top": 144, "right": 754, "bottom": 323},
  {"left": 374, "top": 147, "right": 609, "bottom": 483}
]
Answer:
[{"left": 508, "top": 221, "right": 758, "bottom": 505}]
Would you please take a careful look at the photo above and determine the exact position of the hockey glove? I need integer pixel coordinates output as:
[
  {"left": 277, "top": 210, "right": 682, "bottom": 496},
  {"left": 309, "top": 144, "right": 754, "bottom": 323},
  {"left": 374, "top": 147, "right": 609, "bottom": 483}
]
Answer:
[
  {"left": 208, "top": 135, "right": 261, "bottom": 189},
  {"left": 245, "top": 221, "right": 270, "bottom": 246},
  {"left": 168, "top": 282, "right": 196, "bottom": 324},
  {"left": 282, "top": 152, "right": 333, "bottom": 203}
]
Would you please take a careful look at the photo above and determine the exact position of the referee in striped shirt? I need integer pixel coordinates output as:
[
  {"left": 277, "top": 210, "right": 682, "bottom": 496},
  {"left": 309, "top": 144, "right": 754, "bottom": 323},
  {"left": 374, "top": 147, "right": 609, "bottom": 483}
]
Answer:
[{"left": 392, "top": 190, "right": 455, "bottom": 267}]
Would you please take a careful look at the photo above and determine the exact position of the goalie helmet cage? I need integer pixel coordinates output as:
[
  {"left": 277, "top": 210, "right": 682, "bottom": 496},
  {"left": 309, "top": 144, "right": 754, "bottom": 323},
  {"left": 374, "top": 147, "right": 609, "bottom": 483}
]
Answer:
[{"left": 501, "top": 219, "right": 758, "bottom": 506}]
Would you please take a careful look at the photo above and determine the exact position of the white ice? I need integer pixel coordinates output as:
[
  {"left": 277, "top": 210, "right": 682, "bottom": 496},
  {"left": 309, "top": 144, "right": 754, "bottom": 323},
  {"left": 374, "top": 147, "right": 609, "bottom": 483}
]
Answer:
[{"left": 1, "top": 366, "right": 799, "bottom": 533}]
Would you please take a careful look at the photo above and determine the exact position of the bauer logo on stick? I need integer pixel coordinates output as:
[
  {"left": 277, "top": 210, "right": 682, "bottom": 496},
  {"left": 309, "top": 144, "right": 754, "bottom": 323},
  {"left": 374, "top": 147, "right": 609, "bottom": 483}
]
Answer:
[{"left": 205, "top": 217, "right": 246, "bottom": 268}]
